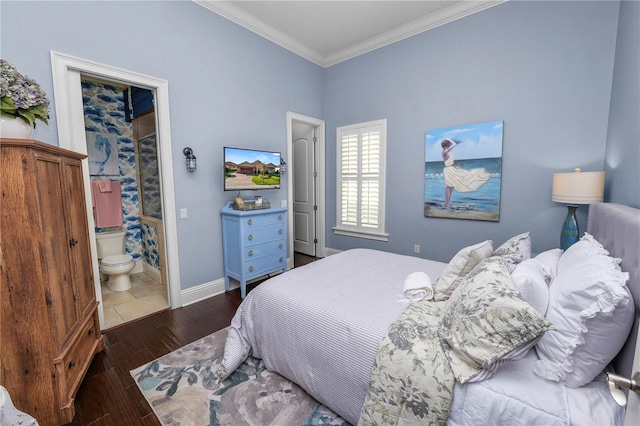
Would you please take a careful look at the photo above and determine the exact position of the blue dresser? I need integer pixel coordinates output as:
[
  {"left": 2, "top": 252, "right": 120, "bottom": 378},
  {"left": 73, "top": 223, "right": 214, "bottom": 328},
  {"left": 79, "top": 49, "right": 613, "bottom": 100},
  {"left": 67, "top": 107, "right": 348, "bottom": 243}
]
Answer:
[{"left": 221, "top": 202, "right": 288, "bottom": 298}]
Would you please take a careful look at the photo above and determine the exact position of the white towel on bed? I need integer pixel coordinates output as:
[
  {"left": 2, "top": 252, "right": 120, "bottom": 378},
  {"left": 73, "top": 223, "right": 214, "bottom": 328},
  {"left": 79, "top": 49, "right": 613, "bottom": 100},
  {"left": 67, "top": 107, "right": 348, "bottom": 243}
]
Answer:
[{"left": 398, "top": 272, "right": 433, "bottom": 303}]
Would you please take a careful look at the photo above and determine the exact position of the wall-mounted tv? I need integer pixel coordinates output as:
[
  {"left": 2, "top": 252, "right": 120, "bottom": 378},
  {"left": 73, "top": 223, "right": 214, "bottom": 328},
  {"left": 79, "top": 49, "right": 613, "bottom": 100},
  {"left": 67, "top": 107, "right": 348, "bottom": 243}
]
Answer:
[{"left": 224, "top": 147, "right": 282, "bottom": 191}]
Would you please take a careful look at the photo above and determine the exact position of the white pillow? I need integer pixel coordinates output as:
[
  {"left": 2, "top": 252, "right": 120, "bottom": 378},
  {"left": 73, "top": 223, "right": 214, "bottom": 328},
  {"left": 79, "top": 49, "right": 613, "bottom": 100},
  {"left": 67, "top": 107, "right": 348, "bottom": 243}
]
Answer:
[
  {"left": 494, "top": 232, "right": 531, "bottom": 270},
  {"left": 534, "top": 242, "right": 634, "bottom": 388},
  {"left": 511, "top": 259, "right": 549, "bottom": 315},
  {"left": 557, "top": 233, "right": 621, "bottom": 272},
  {"left": 534, "top": 249, "right": 562, "bottom": 285},
  {"left": 433, "top": 240, "right": 494, "bottom": 302}
]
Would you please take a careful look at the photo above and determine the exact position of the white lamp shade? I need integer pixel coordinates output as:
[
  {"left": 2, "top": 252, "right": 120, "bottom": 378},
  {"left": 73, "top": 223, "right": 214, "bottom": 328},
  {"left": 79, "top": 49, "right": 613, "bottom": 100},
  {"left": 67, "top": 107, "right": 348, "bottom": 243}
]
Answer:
[{"left": 552, "top": 169, "right": 605, "bottom": 204}]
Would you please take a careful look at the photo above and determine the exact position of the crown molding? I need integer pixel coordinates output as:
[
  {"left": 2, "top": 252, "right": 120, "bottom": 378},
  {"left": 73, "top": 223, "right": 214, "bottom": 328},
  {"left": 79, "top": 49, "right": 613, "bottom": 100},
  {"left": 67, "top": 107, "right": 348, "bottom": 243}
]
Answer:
[
  {"left": 194, "top": 0, "right": 326, "bottom": 66},
  {"left": 194, "top": 0, "right": 507, "bottom": 68},
  {"left": 323, "top": 0, "right": 507, "bottom": 67}
]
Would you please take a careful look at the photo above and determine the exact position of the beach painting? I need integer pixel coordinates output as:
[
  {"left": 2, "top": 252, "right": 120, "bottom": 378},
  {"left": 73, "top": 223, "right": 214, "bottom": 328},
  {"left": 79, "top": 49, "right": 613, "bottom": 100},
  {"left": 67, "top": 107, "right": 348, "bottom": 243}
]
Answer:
[{"left": 424, "top": 120, "right": 503, "bottom": 221}]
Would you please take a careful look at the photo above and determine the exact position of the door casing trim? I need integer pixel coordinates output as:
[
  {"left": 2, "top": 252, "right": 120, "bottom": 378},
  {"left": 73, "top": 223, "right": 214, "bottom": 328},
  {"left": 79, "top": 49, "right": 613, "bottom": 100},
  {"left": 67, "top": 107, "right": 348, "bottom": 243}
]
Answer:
[
  {"left": 50, "top": 51, "right": 182, "bottom": 329},
  {"left": 286, "top": 111, "right": 326, "bottom": 264}
]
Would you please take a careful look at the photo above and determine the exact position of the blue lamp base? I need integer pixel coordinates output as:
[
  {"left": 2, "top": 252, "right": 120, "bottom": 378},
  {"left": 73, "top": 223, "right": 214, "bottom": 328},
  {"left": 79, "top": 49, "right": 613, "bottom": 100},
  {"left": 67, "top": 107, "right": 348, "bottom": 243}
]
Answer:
[{"left": 560, "top": 204, "right": 579, "bottom": 251}]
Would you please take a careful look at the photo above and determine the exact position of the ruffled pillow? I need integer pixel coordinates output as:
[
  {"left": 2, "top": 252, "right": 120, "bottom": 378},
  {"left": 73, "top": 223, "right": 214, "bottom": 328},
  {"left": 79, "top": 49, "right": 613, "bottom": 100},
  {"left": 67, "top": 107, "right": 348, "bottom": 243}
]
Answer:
[
  {"left": 432, "top": 240, "right": 494, "bottom": 302},
  {"left": 494, "top": 232, "right": 531, "bottom": 269},
  {"left": 510, "top": 258, "right": 549, "bottom": 315},
  {"left": 557, "top": 233, "right": 621, "bottom": 271},
  {"left": 439, "top": 257, "right": 553, "bottom": 384},
  {"left": 534, "top": 235, "right": 634, "bottom": 388}
]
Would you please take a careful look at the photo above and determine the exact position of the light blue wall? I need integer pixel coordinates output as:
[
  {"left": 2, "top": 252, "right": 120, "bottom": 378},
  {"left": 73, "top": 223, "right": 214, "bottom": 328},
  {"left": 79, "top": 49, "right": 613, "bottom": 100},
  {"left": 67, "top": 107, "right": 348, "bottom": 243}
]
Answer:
[
  {"left": 605, "top": 0, "right": 640, "bottom": 208},
  {"left": 1, "top": 1, "right": 633, "bottom": 290},
  {"left": 324, "top": 0, "right": 621, "bottom": 261},
  {"left": 0, "top": 1, "right": 323, "bottom": 290}
]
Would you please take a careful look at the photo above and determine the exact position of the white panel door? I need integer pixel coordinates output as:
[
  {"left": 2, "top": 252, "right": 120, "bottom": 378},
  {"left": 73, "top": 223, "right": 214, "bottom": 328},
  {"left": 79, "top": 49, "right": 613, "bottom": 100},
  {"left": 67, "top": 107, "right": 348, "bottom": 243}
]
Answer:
[{"left": 293, "top": 133, "right": 315, "bottom": 256}]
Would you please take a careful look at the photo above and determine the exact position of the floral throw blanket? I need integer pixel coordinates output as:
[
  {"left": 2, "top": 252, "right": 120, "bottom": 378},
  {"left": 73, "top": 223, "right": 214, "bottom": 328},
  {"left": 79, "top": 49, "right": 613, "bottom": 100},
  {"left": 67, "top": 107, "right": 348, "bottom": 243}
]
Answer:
[
  {"left": 358, "top": 299, "right": 454, "bottom": 425},
  {"left": 358, "top": 257, "right": 553, "bottom": 426}
]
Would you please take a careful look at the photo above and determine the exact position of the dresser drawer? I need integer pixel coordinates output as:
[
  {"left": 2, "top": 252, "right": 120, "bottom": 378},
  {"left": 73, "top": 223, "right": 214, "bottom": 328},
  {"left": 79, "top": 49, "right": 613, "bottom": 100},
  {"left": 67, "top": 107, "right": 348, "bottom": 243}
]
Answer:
[
  {"left": 243, "top": 222, "right": 285, "bottom": 243},
  {"left": 243, "top": 240, "right": 285, "bottom": 260},
  {"left": 56, "top": 314, "right": 100, "bottom": 403},
  {"left": 244, "top": 251, "right": 286, "bottom": 276},
  {"left": 242, "top": 212, "right": 285, "bottom": 227}
]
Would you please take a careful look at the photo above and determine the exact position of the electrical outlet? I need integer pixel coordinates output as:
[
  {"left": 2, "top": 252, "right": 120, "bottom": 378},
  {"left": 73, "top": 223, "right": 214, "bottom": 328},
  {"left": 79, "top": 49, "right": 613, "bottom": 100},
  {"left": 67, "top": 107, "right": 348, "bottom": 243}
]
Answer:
[
  {"left": 413, "top": 244, "right": 420, "bottom": 254},
  {"left": 281, "top": 200, "right": 287, "bottom": 208},
  {"left": 180, "top": 208, "right": 188, "bottom": 219}
]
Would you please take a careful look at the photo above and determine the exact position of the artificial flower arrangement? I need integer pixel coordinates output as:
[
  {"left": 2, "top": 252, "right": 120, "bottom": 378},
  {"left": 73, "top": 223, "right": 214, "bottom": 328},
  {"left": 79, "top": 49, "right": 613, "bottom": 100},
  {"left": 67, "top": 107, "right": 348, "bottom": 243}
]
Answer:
[{"left": 1, "top": 59, "right": 50, "bottom": 128}]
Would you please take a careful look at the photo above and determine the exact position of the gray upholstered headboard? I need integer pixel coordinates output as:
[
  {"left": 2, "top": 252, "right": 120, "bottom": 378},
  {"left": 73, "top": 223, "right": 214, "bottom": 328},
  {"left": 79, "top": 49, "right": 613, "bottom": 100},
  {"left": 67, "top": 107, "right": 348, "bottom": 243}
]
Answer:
[{"left": 587, "top": 203, "right": 640, "bottom": 378}]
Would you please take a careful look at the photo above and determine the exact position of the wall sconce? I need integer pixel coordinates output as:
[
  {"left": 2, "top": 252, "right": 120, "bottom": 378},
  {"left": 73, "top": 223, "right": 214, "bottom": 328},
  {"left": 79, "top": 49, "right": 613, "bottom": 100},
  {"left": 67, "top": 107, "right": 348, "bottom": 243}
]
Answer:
[
  {"left": 552, "top": 168, "right": 605, "bottom": 250},
  {"left": 183, "top": 147, "right": 197, "bottom": 173},
  {"left": 280, "top": 158, "right": 287, "bottom": 175}
]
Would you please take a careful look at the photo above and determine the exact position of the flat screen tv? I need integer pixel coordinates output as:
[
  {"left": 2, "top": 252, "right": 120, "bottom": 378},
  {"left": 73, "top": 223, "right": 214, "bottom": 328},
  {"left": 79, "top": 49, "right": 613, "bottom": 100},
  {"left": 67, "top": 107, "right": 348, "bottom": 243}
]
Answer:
[{"left": 224, "top": 147, "right": 282, "bottom": 191}]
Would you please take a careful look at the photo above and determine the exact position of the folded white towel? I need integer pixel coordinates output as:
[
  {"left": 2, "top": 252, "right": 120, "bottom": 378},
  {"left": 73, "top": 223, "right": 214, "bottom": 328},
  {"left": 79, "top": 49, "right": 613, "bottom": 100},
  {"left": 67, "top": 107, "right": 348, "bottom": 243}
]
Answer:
[{"left": 398, "top": 272, "right": 434, "bottom": 303}]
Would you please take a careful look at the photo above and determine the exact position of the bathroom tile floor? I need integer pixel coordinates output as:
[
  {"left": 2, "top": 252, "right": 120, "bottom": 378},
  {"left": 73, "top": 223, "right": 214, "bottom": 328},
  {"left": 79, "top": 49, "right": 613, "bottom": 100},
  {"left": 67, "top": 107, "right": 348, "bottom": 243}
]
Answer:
[{"left": 101, "top": 272, "right": 169, "bottom": 330}]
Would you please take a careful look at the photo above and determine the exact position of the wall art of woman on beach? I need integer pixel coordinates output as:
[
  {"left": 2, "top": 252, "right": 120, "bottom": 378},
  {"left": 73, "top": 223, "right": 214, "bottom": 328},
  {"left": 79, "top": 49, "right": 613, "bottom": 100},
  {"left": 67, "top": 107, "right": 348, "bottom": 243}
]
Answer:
[
  {"left": 441, "top": 138, "right": 490, "bottom": 209},
  {"left": 424, "top": 120, "right": 503, "bottom": 221}
]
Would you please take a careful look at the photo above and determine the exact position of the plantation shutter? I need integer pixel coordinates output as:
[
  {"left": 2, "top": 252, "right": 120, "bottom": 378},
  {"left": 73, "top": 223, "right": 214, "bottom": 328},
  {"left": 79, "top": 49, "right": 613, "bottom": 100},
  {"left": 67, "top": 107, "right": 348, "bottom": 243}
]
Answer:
[
  {"left": 340, "top": 131, "right": 359, "bottom": 226},
  {"left": 335, "top": 120, "right": 388, "bottom": 241},
  {"left": 360, "top": 129, "right": 380, "bottom": 228}
]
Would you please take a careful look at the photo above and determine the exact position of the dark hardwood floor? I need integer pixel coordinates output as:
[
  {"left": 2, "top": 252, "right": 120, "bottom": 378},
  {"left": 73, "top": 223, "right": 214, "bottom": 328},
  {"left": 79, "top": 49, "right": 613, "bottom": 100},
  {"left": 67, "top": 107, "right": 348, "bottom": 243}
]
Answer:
[{"left": 69, "top": 252, "right": 318, "bottom": 425}]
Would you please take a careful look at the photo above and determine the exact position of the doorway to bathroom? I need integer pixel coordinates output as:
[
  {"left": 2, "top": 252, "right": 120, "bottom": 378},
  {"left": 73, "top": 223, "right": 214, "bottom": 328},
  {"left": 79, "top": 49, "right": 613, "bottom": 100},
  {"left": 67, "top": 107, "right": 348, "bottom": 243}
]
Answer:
[
  {"left": 51, "top": 51, "right": 182, "bottom": 331},
  {"left": 82, "top": 77, "right": 169, "bottom": 328}
]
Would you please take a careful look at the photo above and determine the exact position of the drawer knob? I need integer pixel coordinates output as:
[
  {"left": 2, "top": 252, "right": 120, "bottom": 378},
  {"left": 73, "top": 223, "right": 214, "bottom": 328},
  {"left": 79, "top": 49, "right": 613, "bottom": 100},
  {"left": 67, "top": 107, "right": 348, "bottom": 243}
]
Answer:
[
  {"left": 278, "top": 229, "right": 283, "bottom": 235},
  {"left": 69, "top": 238, "right": 78, "bottom": 247},
  {"left": 248, "top": 219, "right": 253, "bottom": 225},
  {"left": 278, "top": 215, "right": 283, "bottom": 221},
  {"left": 279, "top": 257, "right": 283, "bottom": 263},
  {"left": 248, "top": 250, "right": 254, "bottom": 256},
  {"left": 248, "top": 234, "right": 253, "bottom": 240},
  {"left": 279, "top": 243, "right": 283, "bottom": 249},
  {"left": 88, "top": 329, "right": 94, "bottom": 336},
  {"left": 248, "top": 265, "right": 254, "bottom": 272},
  {"left": 68, "top": 361, "right": 76, "bottom": 369}
]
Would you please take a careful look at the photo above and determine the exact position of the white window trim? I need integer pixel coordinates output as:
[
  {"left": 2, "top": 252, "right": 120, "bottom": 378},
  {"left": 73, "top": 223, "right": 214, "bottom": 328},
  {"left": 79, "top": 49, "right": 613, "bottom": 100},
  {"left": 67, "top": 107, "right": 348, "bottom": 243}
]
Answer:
[{"left": 333, "top": 119, "right": 388, "bottom": 242}]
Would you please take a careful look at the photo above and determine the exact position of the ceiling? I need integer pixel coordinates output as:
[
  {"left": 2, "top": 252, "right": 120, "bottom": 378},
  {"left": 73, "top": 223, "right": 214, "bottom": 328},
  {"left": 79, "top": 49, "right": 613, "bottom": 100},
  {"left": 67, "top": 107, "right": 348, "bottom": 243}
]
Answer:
[{"left": 195, "top": 0, "right": 506, "bottom": 67}]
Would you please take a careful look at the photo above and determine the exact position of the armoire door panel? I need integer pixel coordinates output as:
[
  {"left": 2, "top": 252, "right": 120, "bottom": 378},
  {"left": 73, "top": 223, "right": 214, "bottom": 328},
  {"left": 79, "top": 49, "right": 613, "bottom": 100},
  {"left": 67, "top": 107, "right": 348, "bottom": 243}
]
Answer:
[
  {"left": 63, "top": 158, "right": 95, "bottom": 319},
  {"left": 34, "top": 154, "right": 79, "bottom": 347}
]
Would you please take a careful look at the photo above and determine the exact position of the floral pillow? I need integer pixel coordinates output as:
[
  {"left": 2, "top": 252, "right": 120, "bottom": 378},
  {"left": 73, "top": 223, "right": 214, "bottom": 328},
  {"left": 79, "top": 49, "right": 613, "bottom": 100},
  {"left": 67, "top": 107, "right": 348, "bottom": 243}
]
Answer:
[
  {"left": 493, "top": 232, "right": 531, "bottom": 268},
  {"left": 439, "top": 257, "right": 553, "bottom": 384},
  {"left": 432, "top": 240, "right": 494, "bottom": 302}
]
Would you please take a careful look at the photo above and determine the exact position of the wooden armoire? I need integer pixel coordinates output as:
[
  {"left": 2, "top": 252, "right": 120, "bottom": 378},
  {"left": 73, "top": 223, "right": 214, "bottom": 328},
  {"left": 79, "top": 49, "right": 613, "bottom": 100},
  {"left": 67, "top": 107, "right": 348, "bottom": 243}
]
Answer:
[{"left": 0, "top": 139, "right": 104, "bottom": 425}]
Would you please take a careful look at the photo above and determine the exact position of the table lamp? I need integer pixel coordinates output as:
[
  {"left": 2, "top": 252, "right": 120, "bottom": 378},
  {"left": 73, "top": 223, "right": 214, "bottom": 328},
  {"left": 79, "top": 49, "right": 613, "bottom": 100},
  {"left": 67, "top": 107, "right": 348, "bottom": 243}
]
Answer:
[{"left": 552, "top": 168, "right": 605, "bottom": 250}]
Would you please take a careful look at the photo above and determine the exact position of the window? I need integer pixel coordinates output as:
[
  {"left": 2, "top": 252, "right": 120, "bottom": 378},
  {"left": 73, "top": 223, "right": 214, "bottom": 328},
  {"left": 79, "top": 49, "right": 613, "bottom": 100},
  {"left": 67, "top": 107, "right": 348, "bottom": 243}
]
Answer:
[{"left": 333, "top": 119, "right": 388, "bottom": 241}]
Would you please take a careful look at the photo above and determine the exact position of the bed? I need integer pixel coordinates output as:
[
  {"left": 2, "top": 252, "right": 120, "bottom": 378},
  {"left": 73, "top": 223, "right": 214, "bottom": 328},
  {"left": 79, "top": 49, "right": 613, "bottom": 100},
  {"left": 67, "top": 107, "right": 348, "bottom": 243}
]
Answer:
[{"left": 217, "top": 202, "right": 639, "bottom": 425}]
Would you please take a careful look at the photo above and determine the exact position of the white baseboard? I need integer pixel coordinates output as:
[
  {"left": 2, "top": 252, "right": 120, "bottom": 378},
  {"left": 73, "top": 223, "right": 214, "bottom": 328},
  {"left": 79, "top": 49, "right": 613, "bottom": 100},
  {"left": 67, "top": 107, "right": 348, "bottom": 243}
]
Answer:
[
  {"left": 324, "top": 247, "right": 342, "bottom": 257},
  {"left": 132, "top": 259, "right": 144, "bottom": 274},
  {"left": 181, "top": 278, "right": 239, "bottom": 307},
  {"left": 142, "top": 262, "right": 162, "bottom": 282}
]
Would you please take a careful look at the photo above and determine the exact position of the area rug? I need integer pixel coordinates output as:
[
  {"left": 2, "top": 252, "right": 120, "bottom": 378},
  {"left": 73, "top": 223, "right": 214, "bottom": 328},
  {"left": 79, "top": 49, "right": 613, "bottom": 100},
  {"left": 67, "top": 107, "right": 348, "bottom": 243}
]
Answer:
[{"left": 130, "top": 327, "right": 351, "bottom": 426}]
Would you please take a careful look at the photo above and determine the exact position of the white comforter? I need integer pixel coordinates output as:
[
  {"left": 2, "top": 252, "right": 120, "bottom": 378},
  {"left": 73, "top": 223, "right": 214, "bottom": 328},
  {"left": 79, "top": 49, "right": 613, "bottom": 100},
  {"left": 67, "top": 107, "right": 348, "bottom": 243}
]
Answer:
[
  {"left": 221, "top": 248, "right": 447, "bottom": 424},
  {"left": 448, "top": 351, "right": 624, "bottom": 426},
  {"left": 219, "top": 248, "right": 623, "bottom": 425}
]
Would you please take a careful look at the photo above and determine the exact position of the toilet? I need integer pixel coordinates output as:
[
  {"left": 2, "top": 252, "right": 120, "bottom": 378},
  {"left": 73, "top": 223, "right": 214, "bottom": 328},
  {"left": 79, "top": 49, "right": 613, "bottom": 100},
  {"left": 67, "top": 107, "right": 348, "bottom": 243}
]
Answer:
[{"left": 95, "top": 229, "right": 135, "bottom": 292}]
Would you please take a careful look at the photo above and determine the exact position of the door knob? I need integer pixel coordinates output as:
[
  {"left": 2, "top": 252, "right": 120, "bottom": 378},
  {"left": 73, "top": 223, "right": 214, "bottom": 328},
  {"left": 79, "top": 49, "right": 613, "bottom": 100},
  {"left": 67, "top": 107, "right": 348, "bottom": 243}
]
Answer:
[{"left": 607, "top": 371, "right": 640, "bottom": 406}]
